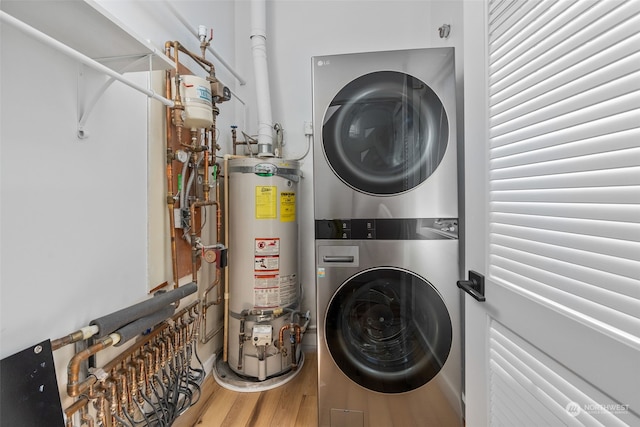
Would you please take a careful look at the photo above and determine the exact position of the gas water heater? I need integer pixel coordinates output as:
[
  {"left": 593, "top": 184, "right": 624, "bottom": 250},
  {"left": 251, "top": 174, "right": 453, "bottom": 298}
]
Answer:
[{"left": 227, "top": 157, "right": 304, "bottom": 380}]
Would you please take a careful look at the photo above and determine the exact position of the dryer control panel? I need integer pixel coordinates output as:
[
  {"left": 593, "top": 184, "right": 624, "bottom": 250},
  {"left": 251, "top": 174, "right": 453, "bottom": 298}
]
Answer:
[{"left": 315, "top": 218, "right": 458, "bottom": 240}]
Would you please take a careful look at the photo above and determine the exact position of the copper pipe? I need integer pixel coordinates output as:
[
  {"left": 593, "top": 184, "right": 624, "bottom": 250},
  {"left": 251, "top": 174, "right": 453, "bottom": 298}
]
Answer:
[
  {"left": 51, "top": 325, "right": 100, "bottom": 351},
  {"left": 277, "top": 323, "right": 302, "bottom": 348},
  {"left": 126, "top": 363, "right": 136, "bottom": 417},
  {"left": 159, "top": 339, "right": 168, "bottom": 369},
  {"left": 170, "top": 42, "right": 187, "bottom": 132},
  {"left": 203, "top": 144, "right": 211, "bottom": 202},
  {"left": 177, "top": 42, "right": 215, "bottom": 71},
  {"left": 115, "top": 369, "right": 127, "bottom": 419},
  {"left": 166, "top": 146, "right": 179, "bottom": 290},
  {"left": 93, "top": 385, "right": 107, "bottom": 427},
  {"left": 80, "top": 403, "right": 94, "bottom": 427},
  {"left": 67, "top": 334, "right": 118, "bottom": 397},
  {"left": 165, "top": 43, "right": 180, "bottom": 290},
  {"left": 201, "top": 143, "right": 222, "bottom": 343},
  {"left": 107, "top": 379, "right": 117, "bottom": 426},
  {"left": 278, "top": 323, "right": 302, "bottom": 370},
  {"left": 189, "top": 199, "right": 217, "bottom": 283},
  {"left": 51, "top": 330, "right": 85, "bottom": 351},
  {"left": 64, "top": 396, "right": 89, "bottom": 423},
  {"left": 203, "top": 269, "right": 221, "bottom": 302},
  {"left": 277, "top": 324, "right": 290, "bottom": 349},
  {"left": 165, "top": 332, "right": 175, "bottom": 363},
  {"left": 135, "top": 355, "right": 146, "bottom": 405},
  {"left": 202, "top": 271, "right": 222, "bottom": 309},
  {"left": 145, "top": 351, "right": 154, "bottom": 398}
]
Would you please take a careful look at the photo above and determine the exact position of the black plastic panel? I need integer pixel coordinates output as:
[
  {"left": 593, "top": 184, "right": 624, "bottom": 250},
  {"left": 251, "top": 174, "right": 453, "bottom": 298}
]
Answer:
[
  {"left": 315, "top": 218, "right": 458, "bottom": 240},
  {"left": 0, "top": 340, "right": 65, "bottom": 427}
]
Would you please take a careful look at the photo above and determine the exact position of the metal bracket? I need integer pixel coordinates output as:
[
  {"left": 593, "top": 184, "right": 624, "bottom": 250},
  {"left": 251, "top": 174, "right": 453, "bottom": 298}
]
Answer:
[
  {"left": 457, "top": 270, "right": 486, "bottom": 302},
  {"left": 77, "top": 54, "right": 153, "bottom": 139}
]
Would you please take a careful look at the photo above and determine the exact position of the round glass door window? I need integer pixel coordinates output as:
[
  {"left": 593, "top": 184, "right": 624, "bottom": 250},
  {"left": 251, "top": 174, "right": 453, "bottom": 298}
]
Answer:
[
  {"left": 325, "top": 267, "right": 452, "bottom": 393},
  {"left": 322, "top": 71, "right": 449, "bottom": 195}
]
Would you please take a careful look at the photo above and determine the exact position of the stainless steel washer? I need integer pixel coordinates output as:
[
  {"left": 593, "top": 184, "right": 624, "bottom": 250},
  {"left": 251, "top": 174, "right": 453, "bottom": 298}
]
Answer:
[{"left": 315, "top": 236, "right": 462, "bottom": 427}]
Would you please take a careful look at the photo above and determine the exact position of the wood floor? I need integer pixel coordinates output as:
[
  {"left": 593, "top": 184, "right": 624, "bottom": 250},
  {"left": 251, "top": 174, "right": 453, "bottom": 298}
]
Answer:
[{"left": 173, "top": 352, "right": 318, "bottom": 427}]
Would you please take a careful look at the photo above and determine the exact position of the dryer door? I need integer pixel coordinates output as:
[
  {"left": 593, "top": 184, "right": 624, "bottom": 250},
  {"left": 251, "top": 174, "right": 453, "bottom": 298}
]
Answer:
[
  {"left": 322, "top": 71, "right": 448, "bottom": 195},
  {"left": 325, "top": 267, "right": 452, "bottom": 393}
]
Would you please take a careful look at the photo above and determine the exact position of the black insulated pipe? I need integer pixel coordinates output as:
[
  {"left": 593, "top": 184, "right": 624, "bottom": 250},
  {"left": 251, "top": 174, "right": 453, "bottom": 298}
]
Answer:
[
  {"left": 90, "top": 282, "right": 197, "bottom": 338},
  {"left": 114, "top": 304, "right": 176, "bottom": 346}
]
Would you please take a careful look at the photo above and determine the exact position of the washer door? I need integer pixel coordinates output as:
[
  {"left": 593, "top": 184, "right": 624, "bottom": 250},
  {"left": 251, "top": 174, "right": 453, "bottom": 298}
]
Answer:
[
  {"left": 322, "top": 71, "right": 449, "bottom": 195},
  {"left": 325, "top": 267, "right": 452, "bottom": 393}
]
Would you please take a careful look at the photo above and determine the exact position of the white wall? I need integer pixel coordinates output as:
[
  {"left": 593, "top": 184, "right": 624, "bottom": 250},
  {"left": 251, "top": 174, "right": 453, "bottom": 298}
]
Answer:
[
  {"left": 233, "top": 0, "right": 464, "bottom": 346},
  {"left": 0, "top": 19, "right": 150, "bottom": 409},
  {"left": 0, "top": 0, "right": 238, "bottom": 410}
]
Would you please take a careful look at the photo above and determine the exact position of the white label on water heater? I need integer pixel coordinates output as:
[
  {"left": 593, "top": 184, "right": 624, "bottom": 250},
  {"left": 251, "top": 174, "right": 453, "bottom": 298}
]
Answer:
[
  {"left": 279, "top": 274, "right": 297, "bottom": 305},
  {"left": 254, "top": 286, "right": 280, "bottom": 308},
  {"left": 255, "top": 238, "right": 280, "bottom": 255},
  {"left": 254, "top": 256, "right": 279, "bottom": 271},
  {"left": 254, "top": 238, "right": 285, "bottom": 307}
]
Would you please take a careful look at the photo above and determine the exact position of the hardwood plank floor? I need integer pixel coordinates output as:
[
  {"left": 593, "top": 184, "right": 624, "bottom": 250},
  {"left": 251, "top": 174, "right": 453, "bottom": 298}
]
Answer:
[{"left": 174, "top": 353, "right": 318, "bottom": 427}]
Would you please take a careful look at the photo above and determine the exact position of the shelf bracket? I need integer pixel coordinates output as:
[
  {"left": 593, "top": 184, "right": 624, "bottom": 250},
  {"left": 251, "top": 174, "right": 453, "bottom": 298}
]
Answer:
[{"left": 77, "top": 53, "right": 154, "bottom": 139}]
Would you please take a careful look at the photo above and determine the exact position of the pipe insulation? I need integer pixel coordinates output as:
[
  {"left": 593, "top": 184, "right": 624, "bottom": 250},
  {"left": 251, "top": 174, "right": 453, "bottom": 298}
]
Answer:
[
  {"left": 113, "top": 304, "right": 176, "bottom": 346},
  {"left": 90, "top": 282, "right": 197, "bottom": 338},
  {"left": 250, "top": 0, "right": 273, "bottom": 156}
]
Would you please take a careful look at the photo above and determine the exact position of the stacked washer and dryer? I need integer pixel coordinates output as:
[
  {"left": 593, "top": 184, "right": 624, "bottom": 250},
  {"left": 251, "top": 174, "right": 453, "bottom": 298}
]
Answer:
[{"left": 312, "top": 48, "right": 463, "bottom": 426}]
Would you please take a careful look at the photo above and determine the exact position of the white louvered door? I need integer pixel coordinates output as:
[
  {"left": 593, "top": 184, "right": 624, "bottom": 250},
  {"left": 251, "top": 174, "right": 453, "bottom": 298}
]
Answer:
[{"left": 462, "top": 0, "right": 640, "bottom": 426}]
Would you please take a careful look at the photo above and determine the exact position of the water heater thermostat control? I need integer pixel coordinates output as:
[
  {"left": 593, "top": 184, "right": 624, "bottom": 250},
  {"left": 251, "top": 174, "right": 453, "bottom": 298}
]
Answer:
[{"left": 252, "top": 325, "right": 273, "bottom": 347}]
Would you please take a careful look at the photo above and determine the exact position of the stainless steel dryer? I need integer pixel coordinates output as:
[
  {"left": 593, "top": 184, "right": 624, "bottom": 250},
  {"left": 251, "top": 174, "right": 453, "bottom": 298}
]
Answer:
[
  {"left": 315, "top": 230, "right": 462, "bottom": 427},
  {"left": 312, "top": 48, "right": 457, "bottom": 219}
]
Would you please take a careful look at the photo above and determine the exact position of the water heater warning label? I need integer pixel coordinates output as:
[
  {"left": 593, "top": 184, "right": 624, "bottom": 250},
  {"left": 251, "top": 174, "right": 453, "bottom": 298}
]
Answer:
[
  {"left": 255, "top": 256, "right": 279, "bottom": 271},
  {"left": 254, "top": 286, "right": 279, "bottom": 308},
  {"left": 255, "top": 186, "right": 277, "bottom": 219},
  {"left": 253, "top": 236, "right": 292, "bottom": 308},
  {"left": 255, "top": 238, "right": 280, "bottom": 255},
  {"left": 255, "top": 240, "right": 279, "bottom": 272},
  {"left": 280, "top": 192, "right": 296, "bottom": 222},
  {"left": 254, "top": 274, "right": 279, "bottom": 308}
]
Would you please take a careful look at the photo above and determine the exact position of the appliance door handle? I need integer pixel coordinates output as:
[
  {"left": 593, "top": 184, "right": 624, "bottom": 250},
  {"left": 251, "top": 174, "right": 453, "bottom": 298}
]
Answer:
[{"left": 323, "top": 256, "right": 355, "bottom": 263}]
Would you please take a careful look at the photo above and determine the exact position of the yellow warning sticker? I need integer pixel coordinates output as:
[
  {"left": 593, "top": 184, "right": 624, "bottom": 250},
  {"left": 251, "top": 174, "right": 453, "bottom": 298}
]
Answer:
[
  {"left": 280, "top": 191, "right": 296, "bottom": 222},
  {"left": 255, "top": 186, "right": 277, "bottom": 219}
]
